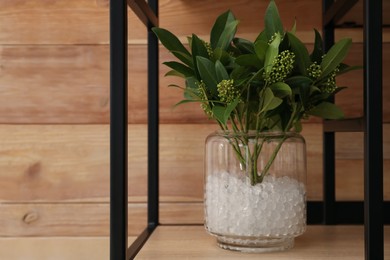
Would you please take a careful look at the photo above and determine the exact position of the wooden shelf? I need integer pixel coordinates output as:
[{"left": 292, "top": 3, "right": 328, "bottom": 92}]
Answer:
[
  {"left": 0, "top": 225, "right": 388, "bottom": 259},
  {"left": 135, "top": 225, "right": 390, "bottom": 259}
]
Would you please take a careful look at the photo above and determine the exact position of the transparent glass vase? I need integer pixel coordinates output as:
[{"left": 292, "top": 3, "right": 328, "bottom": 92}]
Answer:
[{"left": 204, "top": 131, "right": 307, "bottom": 253}]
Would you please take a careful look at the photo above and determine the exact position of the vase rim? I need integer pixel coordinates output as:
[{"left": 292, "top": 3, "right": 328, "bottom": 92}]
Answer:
[{"left": 213, "top": 130, "right": 303, "bottom": 138}]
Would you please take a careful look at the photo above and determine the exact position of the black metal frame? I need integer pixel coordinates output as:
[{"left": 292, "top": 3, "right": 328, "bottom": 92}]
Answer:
[
  {"left": 110, "top": 0, "right": 129, "bottom": 259},
  {"left": 110, "top": 0, "right": 385, "bottom": 259},
  {"left": 110, "top": 1, "right": 158, "bottom": 259},
  {"left": 323, "top": 0, "right": 385, "bottom": 259}
]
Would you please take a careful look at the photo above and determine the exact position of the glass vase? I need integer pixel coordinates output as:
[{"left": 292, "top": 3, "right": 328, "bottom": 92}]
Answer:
[{"left": 204, "top": 131, "right": 307, "bottom": 253}]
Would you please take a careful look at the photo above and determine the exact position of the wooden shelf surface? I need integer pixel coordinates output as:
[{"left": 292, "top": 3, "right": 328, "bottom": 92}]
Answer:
[
  {"left": 135, "top": 225, "right": 390, "bottom": 260},
  {"left": 0, "top": 225, "right": 388, "bottom": 259}
]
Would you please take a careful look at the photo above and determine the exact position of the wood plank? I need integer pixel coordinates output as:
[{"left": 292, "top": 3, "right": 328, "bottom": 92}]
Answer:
[
  {"left": 3, "top": 198, "right": 389, "bottom": 236},
  {"left": 160, "top": 203, "right": 204, "bottom": 225},
  {"left": 336, "top": 131, "right": 390, "bottom": 160},
  {"left": 0, "top": 45, "right": 111, "bottom": 123},
  {"left": 0, "top": 236, "right": 137, "bottom": 260},
  {"left": 158, "top": 0, "right": 321, "bottom": 42},
  {"left": 0, "top": 0, "right": 320, "bottom": 45},
  {"left": 0, "top": 0, "right": 145, "bottom": 44},
  {"left": 0, "top": 203, "right": 146, "bottom": 237},
  {"left": 0, "top": 124, "right": 389, "bottom": 204},
  {"left": 0, "top": 44, "right": 389, "bottom": 124},
  {"left": 1, "top": 0, "right": 388, "bottom": 45},
  {"left": 136, "top": 225, "right": 390, "bottom": 259},
  {"left": 337, "top": 0, "right": 390, "bottom": 26},
  {"left": 0, "top": 202, "right": 202, "bottom": 237},
  {"left": 2, "top": 225, "right": 389, "bottom": 259}
]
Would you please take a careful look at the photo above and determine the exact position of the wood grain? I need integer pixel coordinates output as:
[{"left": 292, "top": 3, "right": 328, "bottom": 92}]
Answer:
[
  {"left": 0, "top": 124, "right": 389, "bottom": 204},
  {"left": 0, "top": 203, "right": 146, "bottom": 236},
  {"left": 1, "top": 0, "right": 388, "bottom": 242},
  {"left": 0, "top": 0, "right": 321, "bottom": 45},
  {"left": 3, "top": 197, "right": 390, "bottom": 236},
  {"left": 0, "top": 44, "right": 389, "bottom": 124},
  {"left": 0, "top": 226, "right": 389, "bottom": 259},
  {"left": 1, "top": 0, "right": 388, "bottom": 45},
  {"left": 0, "top": 202, "right": 202, "bottom": 236},
  {"left": 0, "top": 236, "right": 137, "bottom": 260},
  {"left": 0, "top": 0, "right": 145, "bottom": 44},
  {"left": 338, "top": 0, "right": 390, "bottom": 26},
  {"left": 136, "top": 225, "right": 390, "bottom": 260}
]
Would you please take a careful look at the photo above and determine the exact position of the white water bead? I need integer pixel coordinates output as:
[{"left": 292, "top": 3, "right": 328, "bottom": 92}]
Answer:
[{"left": 205, "top": 172, "right": 306, "bottom": 237}]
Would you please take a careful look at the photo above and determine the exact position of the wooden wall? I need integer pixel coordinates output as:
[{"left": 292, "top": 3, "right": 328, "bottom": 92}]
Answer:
[{"left": 0, "top": 0, "right": 388, "bottom": 238}]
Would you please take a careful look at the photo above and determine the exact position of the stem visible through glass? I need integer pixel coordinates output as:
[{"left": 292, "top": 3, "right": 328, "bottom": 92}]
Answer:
[{"left": 225, "top": 131, "right": 289, "bottom": 186}]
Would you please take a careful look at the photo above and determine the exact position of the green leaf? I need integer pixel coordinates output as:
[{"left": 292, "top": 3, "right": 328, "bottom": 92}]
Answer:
[
  {"left": 210, "top": 10, "right": 237, "bottom": 50},
  {"left": 170, "top": 50, "right": 193, "bottom": 67},
  {"left": 191, "top": 34, "right": 210, "bottom": 78},
  {"left": 264, "top": 33, "right": 281, "bottom": 74},
  {"left": 235, "top": 54, "right": 262, "bottom": 69},
  {"left": 285, "top": 76, "right": 313, "bottom": 88},
  {"left": 165, "top": 70, "right": 185, "bottom": 78},
  {"left": 173, "top": 99, "right": 202, "bottom": 108},
  {"left": 224, "top": 98, "right": 240, "bottom": 123},
  {"left": 264, "top": 0, "right": 284, "bottom": 40},
  {"left": 290, "top": 19, "right": 297, "bottom": 34},
  {"left": 212, "top": 48, "right": 232, "bottom": 64},
  {"left": 307, "top": 102, "right": 344, "bottom": 119},
  {"left": 212, "top": 105, "right": 226, "bottom": 125},
  {"left": 255, "top": 30, "right": 268, "bottom": 43},
  {"left": 309, "top": 85, "right": 321, "bottom": 95},
  {"left": 184, "top": 77, "right": 200, "bottom": 99},
  {"left": 270, "top": 82, "right": 292, "bottom": 98},
  {"left": 212, "top": 97, "right": 240, "bottom": 125},
  {"left": 285, "top": 77, "right": 312, "bottom": 108},
  {"left": 336, "top": 64, "right": 363, "bottom": 76},
  {"left": 163, "top": 61, "right": 194, "bottom": 78},
  {"left": 152, "top": 27, "right": 193, "bottom": 67},
  {"left": 287, "top": 32, "right": 311, "bottom": 75},
  {"left": 233, "top": 38, "right": 255, "bottom": 54},
  {"left": 185, "top": 76, "right": 199, "bottom": 90},
  {"left": 298, "top": 84, "right": 310, "bottom": 109},
  {"left": 310, "top": 29, "right": 324, "bottom": 63},
  {"left": 260, "top": 88, "right": 283, "bottom": 113},
  {"left": 216, "top": 20, "right": 239, "bottom": 51},
  {"left": 320, "top": 38, "right": 352, "bottom": 79},
  {"left": 191, "top": 34, "right": 209, "bottom": 59},
  {"left": 254, "top": 40, "right": 268, "bottom": 64},
  {"left": 196, "top": 56, "right": 218, "bottom": 96},
  {"left": 168, "top": 82, "right": 200, "bottom": 100},
  {"left": 294, "top": 120, "right": 302, "bottom": 132},
  {"left": 215, "top": 60, "right": 229, "bottom": 82}
]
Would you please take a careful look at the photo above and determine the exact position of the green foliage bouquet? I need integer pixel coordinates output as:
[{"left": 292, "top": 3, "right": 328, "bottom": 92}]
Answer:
[{"left": 153, "top": 0, "right": 356, "bottom": 185}]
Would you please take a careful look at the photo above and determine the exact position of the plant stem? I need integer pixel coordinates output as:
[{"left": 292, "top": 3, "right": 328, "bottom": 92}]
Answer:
[{"left": 259, "top": 135, "right": 288, "bottom": 182}]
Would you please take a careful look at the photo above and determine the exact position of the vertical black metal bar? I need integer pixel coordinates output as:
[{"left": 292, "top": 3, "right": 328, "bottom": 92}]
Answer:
[
  {"left": 322, "top": 0, "right": 336, "bottom": 225},
  {"left": 364, "top": 0, "right": 384, "bottom": 259},
  {"left": 147, "top": 0, "right": 159, "bottom": 229},
  {"left": 110, "top": 0, "right": 128, "bottom": 259}
]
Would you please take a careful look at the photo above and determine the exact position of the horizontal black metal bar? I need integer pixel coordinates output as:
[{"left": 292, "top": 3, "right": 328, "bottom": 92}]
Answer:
[
  {"left": 335, "top": 23, "right": 390, "bottom": 29},
  {"left": 127, "top": 0, "right": 158, "bottom": 28},
  {"left": 324, "top": 0, "right": 358, "bottom": 26},
  {"left": 127, "top": 226, "right": 157, "bottom": 260},
  {"left": 307, "top": 201, "right": 390, "bottom": 225},
  {"left": 323, "top": 117, "right": 364, "bottom": 132}
]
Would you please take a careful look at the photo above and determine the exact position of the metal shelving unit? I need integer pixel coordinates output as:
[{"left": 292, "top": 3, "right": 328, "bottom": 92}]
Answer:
[
  {"left": 323, "top": 0, "right": 385, "bottom": 259},
  {"left": 110, "top": 1, "right": 158, "bottom": 259},
  {"left": 110, "top": 0, "right": 386, "bottom": 259}
]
